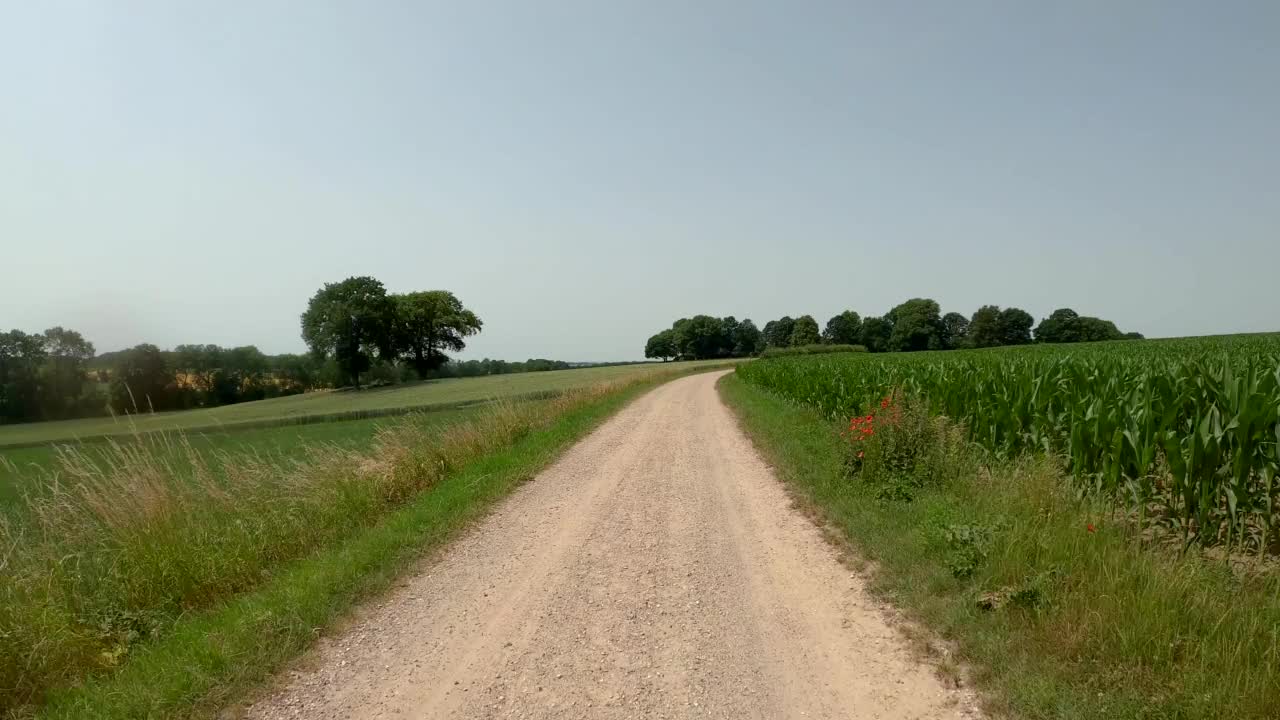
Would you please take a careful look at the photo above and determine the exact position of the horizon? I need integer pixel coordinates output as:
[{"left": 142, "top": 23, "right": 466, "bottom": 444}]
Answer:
[{"left": 5, "top": 2, "right": 1278, "bottom": 361}]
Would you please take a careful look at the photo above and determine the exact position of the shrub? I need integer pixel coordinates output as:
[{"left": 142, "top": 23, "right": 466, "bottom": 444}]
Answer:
[
  {"left": 758, "top": 343, "right": 867, "bottom": 359},
  {"left": 845, "top": 393, "right": 972, "bottom": 499}
]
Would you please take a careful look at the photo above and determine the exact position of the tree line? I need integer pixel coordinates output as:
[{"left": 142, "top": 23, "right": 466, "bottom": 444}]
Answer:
[
  {"left": 0, "top": 327, "right": 100, "bottom": 423},
  {"left": 644, "top": 300, "right": 1141, "bottom": 360},
  {"left": 4, "top": 276, "right": 557, "bottom": 425}
]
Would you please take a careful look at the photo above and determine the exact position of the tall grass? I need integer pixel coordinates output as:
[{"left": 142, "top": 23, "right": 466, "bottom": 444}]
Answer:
[{"left": 0, "top": 376, "right": 657, "bottom": 715}]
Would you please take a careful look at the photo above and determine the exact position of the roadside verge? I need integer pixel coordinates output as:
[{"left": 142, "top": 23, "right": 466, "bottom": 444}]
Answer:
[
  {"left": 718, "top": 372, "right": 1280, "bottom": 720},
  {"left": 28, "top": 365, "right": 727, "bottom": 719}
]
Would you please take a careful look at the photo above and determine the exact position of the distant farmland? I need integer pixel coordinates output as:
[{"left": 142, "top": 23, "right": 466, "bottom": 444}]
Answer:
[
  {"left": 0, "top": 362, "right": 722, "bottom": 448},
  {"left": 0, "top": 361, "right": 729, "bottom": 514}
]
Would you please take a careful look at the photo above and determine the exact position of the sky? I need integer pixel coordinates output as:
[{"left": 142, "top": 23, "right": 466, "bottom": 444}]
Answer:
[{"left": 2, "top": 1, "right": 1277, "bottom": 362}]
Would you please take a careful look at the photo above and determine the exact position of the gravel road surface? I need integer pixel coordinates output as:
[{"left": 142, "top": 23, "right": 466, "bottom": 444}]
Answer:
[{"left": 246, "top": 370, "right": 979, "bottom": 719}]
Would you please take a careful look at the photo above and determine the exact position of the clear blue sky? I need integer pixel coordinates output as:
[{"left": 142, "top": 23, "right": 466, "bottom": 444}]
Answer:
[{"left": 3, "top": 1, "right": 1277, "bottom": 361}]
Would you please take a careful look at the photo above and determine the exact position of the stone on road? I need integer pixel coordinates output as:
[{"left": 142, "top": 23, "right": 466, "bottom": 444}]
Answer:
[{"left": 247, "top": 370, "right": 979, "bottom": 719}]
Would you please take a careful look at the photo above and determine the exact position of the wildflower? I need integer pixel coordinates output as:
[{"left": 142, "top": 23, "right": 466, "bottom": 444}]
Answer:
[
  {"left": 857, "top": 450, "right": 864, "bottom": 459},
  {"left": 1087, "top": 523, "right": 1096, "bottom": 533}
]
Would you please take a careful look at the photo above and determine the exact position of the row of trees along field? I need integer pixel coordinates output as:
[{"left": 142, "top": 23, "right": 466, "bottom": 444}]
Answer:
[
  {"left": 0, "top": 277, "right": 571, "bottom": 424},
  {"left": 644, "top": 300, "right": 1141, "bottom": 360}
]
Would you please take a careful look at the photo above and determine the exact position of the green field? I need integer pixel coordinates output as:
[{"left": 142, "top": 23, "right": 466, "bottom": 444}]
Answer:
[
  {"left": 0, "top": 409, "right": 477, "bottom": 514},
  {"left": 0, "top": 362, "right": 720, "bottom": 448},
  {"left": 0, "top": 361, "right": 727, "bottom": 516}
]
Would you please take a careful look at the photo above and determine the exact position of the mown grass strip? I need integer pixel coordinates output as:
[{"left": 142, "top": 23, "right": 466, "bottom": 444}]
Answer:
[
  {"left": 718, "top": 373, "right": 1280, "bottom": 720},
  {"left": 32, "top": 371, "right": 704, "bottom": 719}
]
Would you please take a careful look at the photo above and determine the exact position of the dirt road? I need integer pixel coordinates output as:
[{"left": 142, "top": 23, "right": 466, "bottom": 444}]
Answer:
[{"left": 247, "top": 371, "right": 979, "bottom": 719}]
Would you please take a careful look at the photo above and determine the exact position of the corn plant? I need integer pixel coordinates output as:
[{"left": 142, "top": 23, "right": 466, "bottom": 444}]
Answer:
[{"left": 738, "top": 334, "right": 1280, "bottom": 554}]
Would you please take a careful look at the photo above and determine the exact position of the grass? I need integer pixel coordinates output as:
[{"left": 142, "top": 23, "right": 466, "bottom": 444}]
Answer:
[
  {"left": 0, "top": 361, "right": 728, "bottom": 447},
  {"left": 3, "top": 362, "right": 728, "bottom": 718},
  {"left": 0, "top": 408, "right": 476, "bottom": 516},
  {"left": 719, "top": 372, "right": 1280, "bottom": 720}
]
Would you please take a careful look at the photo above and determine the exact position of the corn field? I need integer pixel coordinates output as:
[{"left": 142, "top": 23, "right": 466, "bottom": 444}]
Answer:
[{"left": 737, "top": 334, "right": 1280, "bottom": 554}]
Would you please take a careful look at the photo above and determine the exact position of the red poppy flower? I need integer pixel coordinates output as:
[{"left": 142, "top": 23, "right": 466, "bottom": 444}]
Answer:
[{"left": 1087, "top": 523, "right": 1096, "bottom": 533}]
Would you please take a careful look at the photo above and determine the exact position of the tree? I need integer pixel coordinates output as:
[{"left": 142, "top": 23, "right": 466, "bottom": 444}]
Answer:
[
  {"left": 0, "top": 330, "right": 48, "bottom": 423},
  {"left": 272, "top": 353, "right": 323, "bottom": 393},
  {"left": 822, "top": 311, "right": 862, "bottom": 345},
  {"left": 673, "top": 315, "right": 730, "bottom": 360},
  {"left": 1033, "top": 308, "right": 1080, "bottom": 343},
  {"left": 392, "top": 291, "right": 483, "bottom": 379},
  {"left": 967, "top": 305, "right": 1004, "bottom": 348},
  {"left": 789, "top": 315, "right": 821, "bottom": 346},
  {"left": 109, "top": 344, "right": 176, "bottom": 413},
  {"left": 224, "top": 345, "right": 270, "bottom": 401},
  {"left": 1033, "top": 308, "right": 1129, "bottom": 344},
  {"left": 301, "top": 277, "right": 397, "bottom": 388},
  {"left": 174, "top": 344, "right": 225, "bottom": 402},
  {"left": 645, "top": 330, "right": 677, "bottom": 361},
  {"left": 941, "top": 312, "right": 970, "bottom": 349},
  {"left": 1074, "top": 317, "right": 1124, "bottom": 342},
  {"left": 732, "top": 319, "right": 763, "bottom": 356},
  {"left": 39, "top": 327, "right": 97, "bottom": 419},
  {"left": 761, "top": 317, "right": 796, "bottom": 348},
  {"left": 886, "top": 298, "right": 944, "bottom": 351},
  {"left": 859, "top": 316, "right": 893, "bottom": 352},
  {"left": 997, "top": 307, "right": 1034, "bottom": 346}
]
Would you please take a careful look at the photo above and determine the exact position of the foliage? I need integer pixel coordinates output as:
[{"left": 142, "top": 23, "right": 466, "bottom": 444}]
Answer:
[
  {"left": 970, "top": 305, "right": 1034, "bottom": 348},
  {"left": 787, "top": 315, "right": 821, "bottom": 346},
  {"left": 674, "top": 315, "right": 730, "bottom": 359},
  {"left": 1034, "top": 307, "right": 1132, "bottom": 344},
  {"left": 996, "top": 307, "right": 1034, "bottom": 346},
  {"left": 670, "top": 299, "right": 1138, "bottom": 359},
  {"left": 737, "top": 333, "right": 1280, "bottom": 554},
  {"left": 886, "top": 298, "right": 945, "bottom": 352},
  {"left": 38, "top": 328, "right": 99, "bottom": 420},
  {"left": 859, "top": 316, "right": 893, "bottom": 352},
  {"left": 966, "top": 305, "right": 1004, "bottom": 348},
  {"left": 0, "top": 329, "right": 101, "bottom": 424},
  {"left": 941, "top": 522, "right": 1001, "bottom": 579},
  {"left": 761, "top": 316, "right": 795, "bottom": 348},
  {"left": 757, "top": 344, "right": 867, "bottom": 359},
  {"left": 732, "top": 319, "right": 764, "bottom": 357},
  {"left": 0, "top": 331, "right": 49, "bottom": 422},
  {"left": 645, "top": 329, "right": 678, "bottom": 361},
  {"left": 392, "top": 291, "right": 483, "bottom": 379},
  {"left": 647, "top": 316, "right": 761, "bottom": 360},
  {"left": 844, "top": 393, "right": 972, "bottom": 501},
  {"left": 940, "top": 312, "right": 969, "bottom": 349},
  {"left": 821, "top": 310, "right": 862, "bottom": 345},
  {"left": 108, "top": 344, "right": 176, "bottom": 413},
  {"left": 300, "top": 276, "right": 397, "bottom": 389}
]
